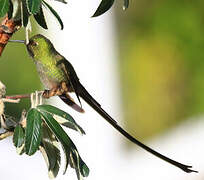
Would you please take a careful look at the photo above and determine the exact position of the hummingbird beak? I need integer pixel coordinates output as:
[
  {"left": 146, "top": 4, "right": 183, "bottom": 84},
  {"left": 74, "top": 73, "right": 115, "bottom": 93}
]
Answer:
[{"left": 8, "top": 40, "right": 25, "bottom": 44}]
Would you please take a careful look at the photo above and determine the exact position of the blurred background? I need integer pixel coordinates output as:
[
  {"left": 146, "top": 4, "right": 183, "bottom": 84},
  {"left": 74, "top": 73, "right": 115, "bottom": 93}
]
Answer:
[{"left": 0, "top": 0, "right": 204, "bottom": 179}]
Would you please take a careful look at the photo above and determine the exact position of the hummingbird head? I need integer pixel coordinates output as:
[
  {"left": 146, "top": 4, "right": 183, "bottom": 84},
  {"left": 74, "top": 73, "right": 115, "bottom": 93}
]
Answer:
[{"left": 26, "top": 34, "right": 55, "bottom": 59}]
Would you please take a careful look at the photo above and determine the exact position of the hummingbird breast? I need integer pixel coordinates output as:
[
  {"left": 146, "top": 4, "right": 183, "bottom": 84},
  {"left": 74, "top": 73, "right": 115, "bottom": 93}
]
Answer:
[{"left": 35, "top": 60, "right": 66, "bottom": 89}]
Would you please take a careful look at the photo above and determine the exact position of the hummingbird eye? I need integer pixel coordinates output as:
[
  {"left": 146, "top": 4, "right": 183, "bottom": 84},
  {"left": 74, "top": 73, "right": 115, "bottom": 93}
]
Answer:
[
  {"left": 32, "top": 41, "right": 38, "bottom": 47},
  {"left": 29, "top": 40, "right": 38, "bottom": 47}
]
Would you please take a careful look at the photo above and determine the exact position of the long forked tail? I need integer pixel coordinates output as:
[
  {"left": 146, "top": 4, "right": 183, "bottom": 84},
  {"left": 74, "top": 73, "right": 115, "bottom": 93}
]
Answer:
[{"left": 78, "top": 84, "right": 197, "bottom": 173}]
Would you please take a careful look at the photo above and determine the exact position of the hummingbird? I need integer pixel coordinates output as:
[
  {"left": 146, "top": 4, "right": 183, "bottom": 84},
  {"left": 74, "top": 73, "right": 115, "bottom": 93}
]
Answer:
[{"left": 9, "top": 34, "right": 196, "bottom": 173}]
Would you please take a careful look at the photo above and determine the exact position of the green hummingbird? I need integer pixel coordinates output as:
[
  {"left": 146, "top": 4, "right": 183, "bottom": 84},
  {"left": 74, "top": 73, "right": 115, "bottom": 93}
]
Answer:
[{"left": 10, "top": 34, "right": 196, "bottom": 173}]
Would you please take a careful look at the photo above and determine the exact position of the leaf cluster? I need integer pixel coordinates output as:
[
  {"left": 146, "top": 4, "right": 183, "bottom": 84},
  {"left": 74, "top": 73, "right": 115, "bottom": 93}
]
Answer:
[
  {"left": 12, "top": 104, "right": 89, "bottom": 179},
  {"left": 0, "top": 0, "right": 64, "bottom": 29},
  {"left": 0, "top": 0, "right": 129, "bottom": 29}
]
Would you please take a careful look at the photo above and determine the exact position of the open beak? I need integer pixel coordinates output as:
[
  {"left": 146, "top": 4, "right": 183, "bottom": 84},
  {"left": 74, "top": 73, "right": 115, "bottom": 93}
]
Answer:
[{"left": 8, "top": 40, "right": 25, "bottom": 44}]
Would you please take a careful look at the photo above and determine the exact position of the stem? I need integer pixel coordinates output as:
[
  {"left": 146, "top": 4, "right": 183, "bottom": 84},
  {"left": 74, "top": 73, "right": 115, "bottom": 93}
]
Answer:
[
  {"left": 5, "top": 94, "right": 30, "bottom": 99},
  {"left": 5, "top": 91, "right": 51, "bottom": 100}
]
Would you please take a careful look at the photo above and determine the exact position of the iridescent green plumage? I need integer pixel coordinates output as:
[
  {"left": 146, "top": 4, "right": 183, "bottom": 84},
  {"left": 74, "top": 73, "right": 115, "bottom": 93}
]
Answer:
[{"left": 27, "top": 34, "right": 67, "bottom": 89}]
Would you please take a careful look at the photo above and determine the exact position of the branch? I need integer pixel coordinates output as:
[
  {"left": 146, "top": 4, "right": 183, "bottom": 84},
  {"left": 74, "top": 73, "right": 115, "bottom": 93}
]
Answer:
[
  {"left": 5, "top": 94, "right": 30, "bottom": 99},
  {"left": 5, "top": 91, "right": 56, "bottom": 100}
]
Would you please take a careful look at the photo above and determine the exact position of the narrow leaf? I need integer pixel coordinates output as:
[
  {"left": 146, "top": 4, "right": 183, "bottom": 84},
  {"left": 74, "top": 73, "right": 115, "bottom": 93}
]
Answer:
[
  {"left": 92, "top": 0, "right": 114, "bottom": 17},
  {"left": 123, "top": 0, "right": 129, "bottom": 10},
  {"left": 7, "top": 0, "right": 13, "bottom": 19},
  {"left": 42, "top": 0, "right": 64, "bottom": 30},
  {"left": 34, "top": 6, "right": 48, "bottom": 29},
  {"left": 22, "top": 0, "right": 29, "bottom": 27},
  {"left": 41, "top": 124, "right": 61, "bottom": 177},
  {"left": 27, "top": 0, "right": 42, "bottom": 14},
  {"left": 0, "top": 0, "right": 9, "bottom": 17},
  {"left": 25, "top": 108, "right": 42, "bottom": 155},
  {"left": 41, "top": 112, "right": 72, "bottom": 173},
  {"left": 13, "top": 125, "right": 25, "bottom": 147},
  {"left": 71, "top": 149, "right": 90, "bottom": 178},
  {"left": 70, "top": 149, "right": 90, "bottom": 179},
  {"left": 70, "top": 150, "right": 82, "bottom": 180},
  {"left": 37, "top": 105, "right": 85, "bottom": 135}
]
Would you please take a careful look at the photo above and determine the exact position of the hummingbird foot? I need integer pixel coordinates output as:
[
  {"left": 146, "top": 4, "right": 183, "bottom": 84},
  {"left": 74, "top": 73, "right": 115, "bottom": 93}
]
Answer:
[
  {"left": 42, "top": 81, "right": 69, "bottom": 98},
  {"left": 43, "top": 88, "right": 62, "bottom": 98}
]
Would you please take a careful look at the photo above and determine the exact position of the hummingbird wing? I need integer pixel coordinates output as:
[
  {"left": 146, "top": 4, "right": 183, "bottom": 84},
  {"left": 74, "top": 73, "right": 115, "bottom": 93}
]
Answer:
[
  {"left": 56, "top": 59, "right": 196, "bottom": 173},
  {"left": 56, "top": 59, "right": 82, "bottom": 108}
]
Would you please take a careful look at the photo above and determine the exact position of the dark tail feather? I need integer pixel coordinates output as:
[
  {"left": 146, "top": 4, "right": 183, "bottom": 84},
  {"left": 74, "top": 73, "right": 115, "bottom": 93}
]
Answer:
[
  {"left": 59, "top": 94, "right": 84, "bottom": 113},
  {"left": 78, "top": 84, "right": 197, "bottom": 173}
]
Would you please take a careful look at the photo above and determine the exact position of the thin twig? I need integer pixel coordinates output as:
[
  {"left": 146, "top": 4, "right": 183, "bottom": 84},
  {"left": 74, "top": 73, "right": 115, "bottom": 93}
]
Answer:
[{"left": 5, "top": 94, "right": 30, "bottom": 99}]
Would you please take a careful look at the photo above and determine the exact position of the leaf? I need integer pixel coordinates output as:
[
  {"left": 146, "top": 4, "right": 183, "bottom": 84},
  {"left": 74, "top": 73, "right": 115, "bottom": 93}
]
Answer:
[
  {"left": 92, "top": 0, "right": 114, "bottom": 17},
  {"left": 42, "top": 0, "right": 64, "bottom": 30},
  {"left": 37, "top": 105, "right": 85, "bottom": 135},
  {"left": 123, "top": 0, "right": 129, "bottom": 10},
  {"left": 41, "top": 124, "right": 61, "bottom": 178},
  {"left": 13, "top": 125, "right": 25, "bottom": 148},
  {"left": 71, "top": 149, "right": 90, "bottom": 179},
  {"left": 70, "top": 150, "right": 82, "bottom": 180},
  {"left": 41, "top": 111, "right": 72, "bottom": 174},
  {"left": 34, "top": 6, "right": 48, "bottom": 29},
  {"left": 22, "top": 0, "right": 30, "bottom": 27},
  {"left": 7, "top": 0, "right": 13, "bottom": 19},
  {"left": 27, "top": 0, "right": 42, "bottom": 14},
  {"left": 25, "top": 108, "right": 42, "bottom": 155},
  {"left": 0, "top": 0, "right": 9, "bottom": 17},
  {"left": 73, "top": 150, "right": 89, "bottom": 177}
]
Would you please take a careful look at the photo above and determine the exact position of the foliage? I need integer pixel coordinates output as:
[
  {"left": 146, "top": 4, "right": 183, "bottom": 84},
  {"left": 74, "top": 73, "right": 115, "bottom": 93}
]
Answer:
[
  {"left": 0, "top": 0, "right": 129, "bottom": 29},
  {"left": 12, "top": 104, "right": 89, "bottom": 179}
]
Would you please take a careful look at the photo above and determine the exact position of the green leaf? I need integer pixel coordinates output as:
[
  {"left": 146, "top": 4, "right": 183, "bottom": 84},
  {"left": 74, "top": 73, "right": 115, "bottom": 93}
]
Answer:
[
  {"left": 37, "top": 105, "right": 85, "bottom": 135},
  {"left": 42, "top": 0, "right": 64, "bottom": 30},
  {"left": 7, "top": 0, "right": 13, "bottom": 19},
  {"left": 71, "top": 149, "right": 90, "bottom": 179},
  {"left": 92, "top": 0, "right": 114, "bottom": 17},
  {"left": 123, "top": 0, "right": 129, "bottom": 10},
  {"left": 34, "top": 6, "right": 48, "bottom": 29},
  {"left": 41, "top": 111, "right": 72, "bottom": 174},
  {"left": 25, "top": 108, "right": 42, "bottom": 155},
  {"left": 0, "top": 0, "right": 9, "bottom": 17},
  {"left": 27, "top": 0, "right": 42, "bottom": 14},
  {"left": 70, "top": 149, "right": 82, "bottom": 180},
  {"left": 13, "top": 125, "right": 25, "bottom": 148},
  {"left": 41, "top": 124, "right": 61, "bottom": 178},
  {"left": 22, "top": 0, "right": 30, "bottom": 27},
  {"left": 79, "top": 156, "right": 89, "bottom": 177}
]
